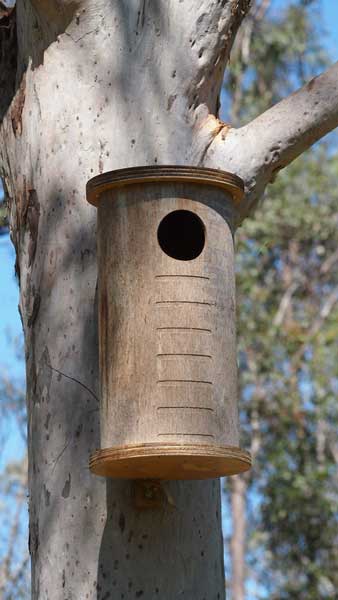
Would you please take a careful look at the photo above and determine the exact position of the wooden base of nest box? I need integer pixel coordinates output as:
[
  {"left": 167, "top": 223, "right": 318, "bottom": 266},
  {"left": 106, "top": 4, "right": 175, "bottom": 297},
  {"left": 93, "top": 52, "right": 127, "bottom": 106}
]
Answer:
[{"left": 89, "top": 443, "right": 251, "bottom": 480}]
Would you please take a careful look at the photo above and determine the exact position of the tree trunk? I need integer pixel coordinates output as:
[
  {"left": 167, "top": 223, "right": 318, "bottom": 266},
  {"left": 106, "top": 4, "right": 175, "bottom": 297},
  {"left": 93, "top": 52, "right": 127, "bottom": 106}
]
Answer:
[
  {"left": 0, "top": 2, "right": 249, "bottom": 598},
  {"left": 230, "top": 475, "right": 247, "bottom": 600},
  {"left": 1, "top": 2, "right": 337, "bottom": 599}
]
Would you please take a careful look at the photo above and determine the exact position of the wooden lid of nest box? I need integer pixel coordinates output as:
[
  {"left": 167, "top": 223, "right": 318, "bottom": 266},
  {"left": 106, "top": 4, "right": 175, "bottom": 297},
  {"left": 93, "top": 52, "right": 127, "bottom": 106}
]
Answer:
[{"left": 87, "top": 166, "right": 251, "bottom": 480}]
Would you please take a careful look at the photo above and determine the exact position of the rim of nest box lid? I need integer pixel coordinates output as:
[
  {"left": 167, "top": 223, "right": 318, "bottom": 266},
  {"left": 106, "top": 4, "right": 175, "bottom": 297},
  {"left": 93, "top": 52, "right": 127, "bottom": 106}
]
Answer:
[{"left": 86, "top": 165, "right": 244, "bottom": 207}]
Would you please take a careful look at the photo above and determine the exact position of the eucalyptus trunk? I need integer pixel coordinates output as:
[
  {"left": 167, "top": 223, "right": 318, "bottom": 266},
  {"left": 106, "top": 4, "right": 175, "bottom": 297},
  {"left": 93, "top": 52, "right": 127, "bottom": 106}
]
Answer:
[{"left": 1, "top": 1, "right": 337, "bottom": 598}]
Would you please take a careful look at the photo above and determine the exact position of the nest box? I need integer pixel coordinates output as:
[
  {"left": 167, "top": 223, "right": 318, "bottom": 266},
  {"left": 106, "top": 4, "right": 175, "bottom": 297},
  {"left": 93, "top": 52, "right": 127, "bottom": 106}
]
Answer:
[{"left": 87, "top": 166, "right": 251, "bottom": 480}]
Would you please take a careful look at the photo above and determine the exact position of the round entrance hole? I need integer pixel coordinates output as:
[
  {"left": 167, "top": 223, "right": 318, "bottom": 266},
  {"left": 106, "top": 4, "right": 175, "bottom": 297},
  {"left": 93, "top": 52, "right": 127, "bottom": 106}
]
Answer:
[{"left": 157, "top": 210, "right": 205, "bottom": 261}]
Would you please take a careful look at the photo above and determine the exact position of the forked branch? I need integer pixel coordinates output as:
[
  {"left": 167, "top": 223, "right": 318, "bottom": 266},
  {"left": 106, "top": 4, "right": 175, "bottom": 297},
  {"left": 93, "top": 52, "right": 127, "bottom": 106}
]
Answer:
[{"left": 201, "top": 61, "right": 338, "bottom": 221}]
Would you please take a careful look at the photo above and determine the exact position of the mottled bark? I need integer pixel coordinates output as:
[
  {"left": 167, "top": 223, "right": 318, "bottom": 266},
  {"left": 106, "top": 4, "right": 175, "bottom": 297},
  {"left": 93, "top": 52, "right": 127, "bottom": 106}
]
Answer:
[{"left": 0, "top": 2, "right": 249, "bottom": 599}]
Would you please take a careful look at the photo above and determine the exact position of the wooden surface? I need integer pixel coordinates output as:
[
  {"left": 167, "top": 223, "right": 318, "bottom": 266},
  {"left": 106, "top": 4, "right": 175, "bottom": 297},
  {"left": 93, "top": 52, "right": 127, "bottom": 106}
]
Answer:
[
  {"left": 90, "top": 443, "right": 251, "bottom": 480},
  {"left": 86, "top": 165, "right": 244, "bottom": 206},
  {"left": 89, "top": 168, "right": 251, "bottom": 479}
]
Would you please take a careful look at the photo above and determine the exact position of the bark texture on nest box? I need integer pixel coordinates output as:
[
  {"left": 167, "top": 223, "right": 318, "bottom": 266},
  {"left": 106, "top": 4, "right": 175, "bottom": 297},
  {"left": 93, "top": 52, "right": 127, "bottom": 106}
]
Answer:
[{"left": 87, "top": 166, "right": 251, "bottom": 480}]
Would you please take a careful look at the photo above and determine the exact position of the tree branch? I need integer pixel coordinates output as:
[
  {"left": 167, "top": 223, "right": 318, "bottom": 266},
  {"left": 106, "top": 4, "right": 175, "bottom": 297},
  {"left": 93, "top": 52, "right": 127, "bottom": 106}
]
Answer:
[
  {"left": 273, "top": 281, "right": 299, "bottom": 327},
  {"left": 292, "top": 284, "right": 338, "bottom": 369},
  {"left": 201, "top": 62, "right": 338, "bottom": 222},
  {"left": 228, "top": 0, "right": 272, "bottom": 124},
  {"left": 183, "top": 0, "right": 251, "bottom": 115}
]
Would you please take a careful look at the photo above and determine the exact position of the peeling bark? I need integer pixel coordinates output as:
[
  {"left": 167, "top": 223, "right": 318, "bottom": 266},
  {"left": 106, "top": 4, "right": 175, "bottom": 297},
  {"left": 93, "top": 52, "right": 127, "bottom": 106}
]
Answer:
[{"left": 10, "top": 73, "right": 26, "bottom": 137}]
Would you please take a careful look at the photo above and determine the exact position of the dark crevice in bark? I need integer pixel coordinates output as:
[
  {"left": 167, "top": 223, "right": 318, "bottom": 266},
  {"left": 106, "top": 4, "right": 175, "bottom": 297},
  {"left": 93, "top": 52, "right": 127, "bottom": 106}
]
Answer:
[
  {"left": 198, "top": 121, "right": 230, "bottom": 166},
  {"left": 47, "top": 362, "right": 100, "bottom": 403},
  {"left": 0, "top": 5, "right": 17, "bottom": 121},
  {"left": 15, "top": 0, "right": 79, "bottom": 74}
]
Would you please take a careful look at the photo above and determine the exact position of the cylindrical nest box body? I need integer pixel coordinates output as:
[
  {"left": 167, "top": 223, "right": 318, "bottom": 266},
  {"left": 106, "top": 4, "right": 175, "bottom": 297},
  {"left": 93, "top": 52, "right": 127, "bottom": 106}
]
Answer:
[{"left": 87, "top": 166, "right": 251, "bottom": 479}]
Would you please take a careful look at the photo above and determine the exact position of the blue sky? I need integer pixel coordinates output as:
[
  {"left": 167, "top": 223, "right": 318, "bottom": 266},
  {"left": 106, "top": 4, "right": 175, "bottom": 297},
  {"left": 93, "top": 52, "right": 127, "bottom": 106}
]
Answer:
[
  {"left": 0, "top": 236, "right": 26, "bottom": 464},
  {"left": 0, "top": 236, "right": 23, "bottom": 375},
  {"left": 322, "top": 0, "right": 338, "bottom": 55}
]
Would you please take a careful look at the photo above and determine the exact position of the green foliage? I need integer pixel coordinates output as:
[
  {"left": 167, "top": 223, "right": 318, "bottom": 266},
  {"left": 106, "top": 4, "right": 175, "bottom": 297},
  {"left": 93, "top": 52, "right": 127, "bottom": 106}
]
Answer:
[
  {"left": 0, "top": 373, "right": 28, "bottom": 599},
  {"left": 0, "top": 457, "right": 29, "bottom": 600},
  {"left": 226, "top": 0, "right": 328, "bottom": 124},
  {"left": 236, "top": 152, "right": 338, "bottom": 598},
  {"left": 224, "top": 1, "right": 338, "bottom": 598}
]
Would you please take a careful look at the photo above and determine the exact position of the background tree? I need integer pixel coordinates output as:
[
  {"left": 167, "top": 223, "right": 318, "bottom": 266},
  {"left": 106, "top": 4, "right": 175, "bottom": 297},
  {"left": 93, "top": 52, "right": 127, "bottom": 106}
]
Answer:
[
  {"left": 0, "top": 1, "right": 337, "bottom": 598},
  {"left": 0, "top": 349, "right": 29, "bottom": 599},
  {"left": 1, "top": 178, "right": 29, "bottom": 598},
  {"left": 223, "top": 2, "right": 338, "bottom": 598}
]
